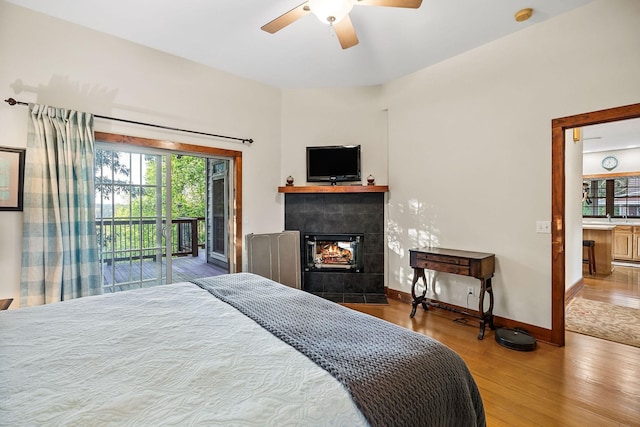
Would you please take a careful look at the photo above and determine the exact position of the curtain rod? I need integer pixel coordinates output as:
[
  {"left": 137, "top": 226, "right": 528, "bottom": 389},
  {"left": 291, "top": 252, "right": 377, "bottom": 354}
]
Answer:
[{"left": 4, "top": 97, "right": 253, "bottom": 144}]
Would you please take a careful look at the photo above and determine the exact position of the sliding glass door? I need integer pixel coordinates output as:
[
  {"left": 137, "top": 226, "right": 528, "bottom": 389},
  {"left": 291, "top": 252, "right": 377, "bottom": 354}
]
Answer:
[
  {"left": 95, "top": 142, "right": 231, "bottom": 292},
  {"left": 95, "top": 148, "right": 170, "bottom": 292}
]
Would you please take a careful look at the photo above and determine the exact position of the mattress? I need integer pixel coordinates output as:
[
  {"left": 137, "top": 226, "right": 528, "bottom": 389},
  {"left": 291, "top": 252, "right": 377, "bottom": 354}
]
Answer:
[{"left": 0, "top": 273, "right": 485, "bottom": 426}]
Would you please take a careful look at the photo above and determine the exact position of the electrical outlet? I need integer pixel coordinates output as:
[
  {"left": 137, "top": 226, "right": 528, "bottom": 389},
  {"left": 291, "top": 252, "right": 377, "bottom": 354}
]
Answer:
[{"left": 466, "top": 286, "right": 474, "bottom": 296}]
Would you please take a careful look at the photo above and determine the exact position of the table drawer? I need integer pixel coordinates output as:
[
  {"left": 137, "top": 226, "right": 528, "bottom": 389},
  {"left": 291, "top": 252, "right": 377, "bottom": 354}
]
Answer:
[
  {"left": 415, "top": 260, "right": 471, "bottom": 276},
  {"left": 414, "top": 252, "right": 470, "bottom": 266}
]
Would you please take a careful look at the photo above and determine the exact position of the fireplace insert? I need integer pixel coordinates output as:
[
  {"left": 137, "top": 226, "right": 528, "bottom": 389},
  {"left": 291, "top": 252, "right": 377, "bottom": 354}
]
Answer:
[{"left": 304, "top": 234, "right": 364, "bottom": 272}]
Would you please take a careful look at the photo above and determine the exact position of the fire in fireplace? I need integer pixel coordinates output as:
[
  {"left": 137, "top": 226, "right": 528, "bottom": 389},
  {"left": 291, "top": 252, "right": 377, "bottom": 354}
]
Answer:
[{"left": 304, "top": 234, "right": 364, "bottom": 272}]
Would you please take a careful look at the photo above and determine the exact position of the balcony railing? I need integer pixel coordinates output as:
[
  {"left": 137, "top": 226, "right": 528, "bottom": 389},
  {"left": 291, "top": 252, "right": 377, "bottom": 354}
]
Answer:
[{"left": 96, "top": 217, "right": 205, "bottom": 264}]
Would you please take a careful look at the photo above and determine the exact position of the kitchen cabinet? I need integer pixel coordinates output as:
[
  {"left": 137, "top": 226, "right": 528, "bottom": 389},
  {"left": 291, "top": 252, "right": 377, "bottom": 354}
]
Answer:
[
  {"left": 613, "top": 226, "right": 634, "bottom": 260},
  {"left": 613, "top": 225, "right": 640, "bottom": 261},
  {"left": 634, "top": 232, "right": 640, "bottom": 261}
]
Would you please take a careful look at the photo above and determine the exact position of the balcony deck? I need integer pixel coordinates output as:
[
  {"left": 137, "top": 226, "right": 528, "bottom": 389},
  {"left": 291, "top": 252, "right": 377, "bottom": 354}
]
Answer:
[{"left": 102, "top": 249, "right": 227, "bottom": 292}]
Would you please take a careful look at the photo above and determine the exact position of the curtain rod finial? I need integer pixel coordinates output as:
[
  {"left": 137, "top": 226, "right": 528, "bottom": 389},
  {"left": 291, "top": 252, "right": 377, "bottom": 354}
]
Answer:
[
  {"left": 4, "top": 98, "right": 17, "bottom": 106},
  {"left": 244, "top": 139, "right": 254, "bottom": 144}
]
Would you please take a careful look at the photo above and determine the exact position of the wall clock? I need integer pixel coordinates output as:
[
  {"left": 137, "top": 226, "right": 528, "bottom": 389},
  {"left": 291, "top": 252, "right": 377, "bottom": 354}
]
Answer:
[{"left": 601, "top": 156, "right": 618, "bottom": 171}]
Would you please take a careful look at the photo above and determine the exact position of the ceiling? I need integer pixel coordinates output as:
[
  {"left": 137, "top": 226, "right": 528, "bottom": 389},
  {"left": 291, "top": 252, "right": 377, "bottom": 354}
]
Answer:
[
  {"left": 8, "top": 0, "right": 637, "bottom": 151},
  {"left": 7, "top": 0, "right": 595, "bottom": 89},
  {"left": 582, "top": 118, "right": 640, "bottom": 154}
]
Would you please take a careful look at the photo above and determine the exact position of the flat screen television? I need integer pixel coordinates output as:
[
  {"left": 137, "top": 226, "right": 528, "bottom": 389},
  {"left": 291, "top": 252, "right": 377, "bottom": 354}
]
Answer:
[{"left": 306, "top": 145, "right": 361, "bottom": 184}]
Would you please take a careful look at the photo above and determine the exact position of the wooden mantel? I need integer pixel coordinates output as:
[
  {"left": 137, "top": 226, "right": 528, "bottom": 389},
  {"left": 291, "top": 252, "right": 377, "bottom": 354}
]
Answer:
[{"left": 278, "top": 185, "right": 389, "bottom": 194}]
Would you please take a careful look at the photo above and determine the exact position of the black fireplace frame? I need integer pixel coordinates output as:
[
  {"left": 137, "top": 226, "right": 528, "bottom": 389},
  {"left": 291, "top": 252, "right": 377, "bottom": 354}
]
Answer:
[{"left": 304, "top": 233, "right": 364, "bottom": 273}]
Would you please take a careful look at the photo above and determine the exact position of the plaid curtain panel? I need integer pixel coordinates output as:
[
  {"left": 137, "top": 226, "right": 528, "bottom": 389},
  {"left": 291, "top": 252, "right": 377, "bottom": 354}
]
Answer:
[{"left": 20, "top": 104, "right": 101, "bottom": 306}]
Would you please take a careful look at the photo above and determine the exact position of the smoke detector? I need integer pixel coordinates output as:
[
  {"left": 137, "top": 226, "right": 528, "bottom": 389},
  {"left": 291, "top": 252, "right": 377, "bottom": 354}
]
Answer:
[{"left": 515, "top": 8, "right": 533, "bottom": 22}]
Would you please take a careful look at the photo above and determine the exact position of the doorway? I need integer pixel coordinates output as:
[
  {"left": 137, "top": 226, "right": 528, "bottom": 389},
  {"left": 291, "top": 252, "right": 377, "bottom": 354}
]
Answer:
[
  {"left": 551, "top": 102, "right": 640, "bottom": 346},
  {"left": 94, "top": 131, "right": 243, "bottom": 290}
]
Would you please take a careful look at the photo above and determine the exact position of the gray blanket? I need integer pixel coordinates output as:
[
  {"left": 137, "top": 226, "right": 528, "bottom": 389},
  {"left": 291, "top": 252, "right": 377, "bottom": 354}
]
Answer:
[{"left": 192, "top": 273, "right": 486, "bottom": 427}]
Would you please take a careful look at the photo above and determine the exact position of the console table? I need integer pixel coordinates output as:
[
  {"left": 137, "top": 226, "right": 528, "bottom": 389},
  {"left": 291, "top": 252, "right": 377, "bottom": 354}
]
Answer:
[{"left": 409, "top": 247, "right": 496, "bottom": 340}]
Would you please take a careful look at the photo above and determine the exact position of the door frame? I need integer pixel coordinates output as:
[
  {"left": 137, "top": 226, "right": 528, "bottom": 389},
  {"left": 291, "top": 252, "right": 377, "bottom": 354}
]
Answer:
[
  {"left": 95, "top": 132, "right": 243, "bottom": 272},
  {"left": 206, "top": 158, "right": 230, "bottom": 267},
  {"left": 550, "top": 102, "right": 640, "bottom": 346}
]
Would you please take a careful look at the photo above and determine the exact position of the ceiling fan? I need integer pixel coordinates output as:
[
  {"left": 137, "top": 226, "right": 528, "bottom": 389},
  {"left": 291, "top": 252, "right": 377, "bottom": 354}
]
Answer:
[{"left": 261, "top": 0, "right": 423, "bottom": 50}]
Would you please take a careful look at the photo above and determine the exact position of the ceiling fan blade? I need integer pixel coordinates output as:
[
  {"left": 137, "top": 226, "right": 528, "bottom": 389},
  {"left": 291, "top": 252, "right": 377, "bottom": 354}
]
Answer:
[
  {"left": 333, "top": 15, "right": 359, "bottom": 49},
  {"left": 355, "top": 0, "right": 423, "bottom": 8},
  {"left": 261, "top": 2, "right": 311, "bottom": 34}
]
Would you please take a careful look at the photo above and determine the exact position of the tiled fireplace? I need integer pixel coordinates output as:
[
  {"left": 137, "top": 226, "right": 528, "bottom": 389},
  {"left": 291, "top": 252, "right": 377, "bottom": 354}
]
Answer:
[{"left": 284, "top": 190, "right": 386, "bottom": 303}]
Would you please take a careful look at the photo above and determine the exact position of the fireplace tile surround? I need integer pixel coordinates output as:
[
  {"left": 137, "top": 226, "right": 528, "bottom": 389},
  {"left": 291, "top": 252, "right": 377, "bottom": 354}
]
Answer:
[{"left": 284, "top": 190, "right": 386, "bottom": 302}]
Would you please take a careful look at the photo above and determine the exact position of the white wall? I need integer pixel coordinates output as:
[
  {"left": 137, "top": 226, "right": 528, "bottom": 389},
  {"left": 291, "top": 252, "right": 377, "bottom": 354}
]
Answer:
[
  {"left": 280, "top": 87, "right": 388, "bottom": 187},
  {"left": 566, "top": 130, "right": 584, "bottom": 290},
  {"left": 381, "top": 0, "right": 640, "bottom": 328},
  {"left": 0, "top": 1, "right": 284, "bottom": 306},
  {"left": 584, "top": 148, "right": 640, "bottom": 175}
]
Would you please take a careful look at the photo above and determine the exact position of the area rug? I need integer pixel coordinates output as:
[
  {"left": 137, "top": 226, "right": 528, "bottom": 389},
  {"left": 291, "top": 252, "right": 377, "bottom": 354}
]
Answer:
[{"left": 566, "top": 298, "right": 640, "bottom": 348}]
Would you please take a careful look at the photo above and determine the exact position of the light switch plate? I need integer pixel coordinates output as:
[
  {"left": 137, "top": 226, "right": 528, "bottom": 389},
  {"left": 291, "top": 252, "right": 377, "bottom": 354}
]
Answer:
[{"left": 536, "top": 220, "right": 551, "bottom": 234}]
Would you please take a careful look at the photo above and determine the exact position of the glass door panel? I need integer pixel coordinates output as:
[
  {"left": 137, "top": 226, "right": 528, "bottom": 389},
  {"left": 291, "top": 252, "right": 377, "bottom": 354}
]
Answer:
[
  {"left": 95, "top": 148, "right": 169, "bottom": 292},
  {"left": 96, "top": 144, "right": 231, "bottom": 291}
]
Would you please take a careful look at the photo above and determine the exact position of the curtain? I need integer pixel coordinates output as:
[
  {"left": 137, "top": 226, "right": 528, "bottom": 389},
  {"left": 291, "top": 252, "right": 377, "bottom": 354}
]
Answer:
[{"left": 20, "top": 104, "right": 101, "bottom": 306}]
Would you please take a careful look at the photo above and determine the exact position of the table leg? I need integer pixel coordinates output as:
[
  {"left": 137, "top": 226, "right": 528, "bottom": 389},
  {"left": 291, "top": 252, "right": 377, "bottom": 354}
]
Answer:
[
  {"left": 410, "top": 268, "right": 428, "bottom": 318},
  {"left": 476, "top": 277, "right": 495, "bottom": 339},
  {"left": 486, "top": 277, "right": 495, "bottom": 330},
  {"left": 477, "top": 321, "right": 487, "bottom": 340}
]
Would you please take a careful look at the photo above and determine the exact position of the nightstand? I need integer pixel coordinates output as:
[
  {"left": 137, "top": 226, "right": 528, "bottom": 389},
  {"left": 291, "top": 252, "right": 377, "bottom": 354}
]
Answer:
[{"left": 0, "top": 298, "right": 13, "bottom": 310}]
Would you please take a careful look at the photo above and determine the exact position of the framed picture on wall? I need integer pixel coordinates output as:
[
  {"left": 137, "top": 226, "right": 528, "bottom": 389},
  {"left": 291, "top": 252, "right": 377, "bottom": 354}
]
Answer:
[{"left": 0, "top": 146, "right": 26, "bottom": 211}]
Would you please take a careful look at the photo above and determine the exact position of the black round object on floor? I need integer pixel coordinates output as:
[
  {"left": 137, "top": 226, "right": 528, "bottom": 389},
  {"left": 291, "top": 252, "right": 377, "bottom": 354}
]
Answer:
[{"left": 495, "top": 328, "right": 537, "bottom": 351}]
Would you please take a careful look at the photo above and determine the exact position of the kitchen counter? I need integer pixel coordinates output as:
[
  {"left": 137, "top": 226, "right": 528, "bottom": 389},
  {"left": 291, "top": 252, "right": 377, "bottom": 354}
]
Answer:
[
  {"left": 582, "top": 226, "right": 614, "bottom": 275},
  {"left": 583, "top": 219, "right": 640, "bottom": 226},
  {"left": 582, "top": 224, "right": 617, "bottom": 231}
]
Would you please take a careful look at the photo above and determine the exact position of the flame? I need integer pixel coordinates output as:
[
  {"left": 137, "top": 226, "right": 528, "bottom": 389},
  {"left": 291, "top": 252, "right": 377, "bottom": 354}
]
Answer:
[{"left": 318, "top": 242, "right": 352, "bottom": 264}]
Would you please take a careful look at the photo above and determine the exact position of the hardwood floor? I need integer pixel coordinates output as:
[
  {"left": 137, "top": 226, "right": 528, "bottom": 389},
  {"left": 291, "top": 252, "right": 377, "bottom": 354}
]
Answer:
[
  {"left": 343, "top": 283, "right": 640, "bottom": 426},
  {"left": 581, "top": 263, "right": 640, "bottom": 310}
]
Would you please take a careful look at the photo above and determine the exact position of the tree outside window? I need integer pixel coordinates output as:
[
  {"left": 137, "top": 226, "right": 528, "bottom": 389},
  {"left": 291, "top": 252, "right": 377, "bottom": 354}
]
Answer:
[{"left": 583, "top": 175, "right": 640, "bottom": 218}]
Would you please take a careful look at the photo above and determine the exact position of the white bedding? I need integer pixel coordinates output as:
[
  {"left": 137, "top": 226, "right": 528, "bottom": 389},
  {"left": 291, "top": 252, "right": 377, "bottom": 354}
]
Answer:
[{"left": 0, "top": 282, "right": 367, "bottom": 426}]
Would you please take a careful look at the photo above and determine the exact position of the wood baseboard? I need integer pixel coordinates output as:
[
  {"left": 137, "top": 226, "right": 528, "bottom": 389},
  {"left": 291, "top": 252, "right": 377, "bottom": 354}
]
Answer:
[
  {"left": 385, "top": 287, "right": 414, "bottom": 305},
  {"left": 386, "top": 288, "right": 556, "bottom": 345},
  {"left": 565, "top": 277, "right": 584, "bottom": 304}
]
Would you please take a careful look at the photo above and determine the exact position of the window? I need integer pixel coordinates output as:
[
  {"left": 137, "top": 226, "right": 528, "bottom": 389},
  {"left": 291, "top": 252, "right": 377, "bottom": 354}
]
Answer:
[{"left": 583, "top": 175, "right": 640, "bottom": 218}]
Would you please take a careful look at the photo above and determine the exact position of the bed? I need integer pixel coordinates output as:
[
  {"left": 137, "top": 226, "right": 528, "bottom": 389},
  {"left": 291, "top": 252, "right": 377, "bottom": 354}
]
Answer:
[{"left": 0, "top": 273, "right": 485, "bottom": 426}]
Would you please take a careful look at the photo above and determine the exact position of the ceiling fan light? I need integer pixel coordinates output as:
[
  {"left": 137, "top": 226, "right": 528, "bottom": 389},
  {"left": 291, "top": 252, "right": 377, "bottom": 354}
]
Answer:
[{"left": 309, "top": 0, "right": 355, "bottom": 25}]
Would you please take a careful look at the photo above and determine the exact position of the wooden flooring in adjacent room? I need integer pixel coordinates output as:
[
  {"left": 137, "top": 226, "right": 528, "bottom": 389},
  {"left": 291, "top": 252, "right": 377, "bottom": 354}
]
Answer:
[
  {"left": 582, "top": 264, "right": 640, "bottom": 310},
  {"left": 343, "top": 268, "right": 640, "bottom": 426}
]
